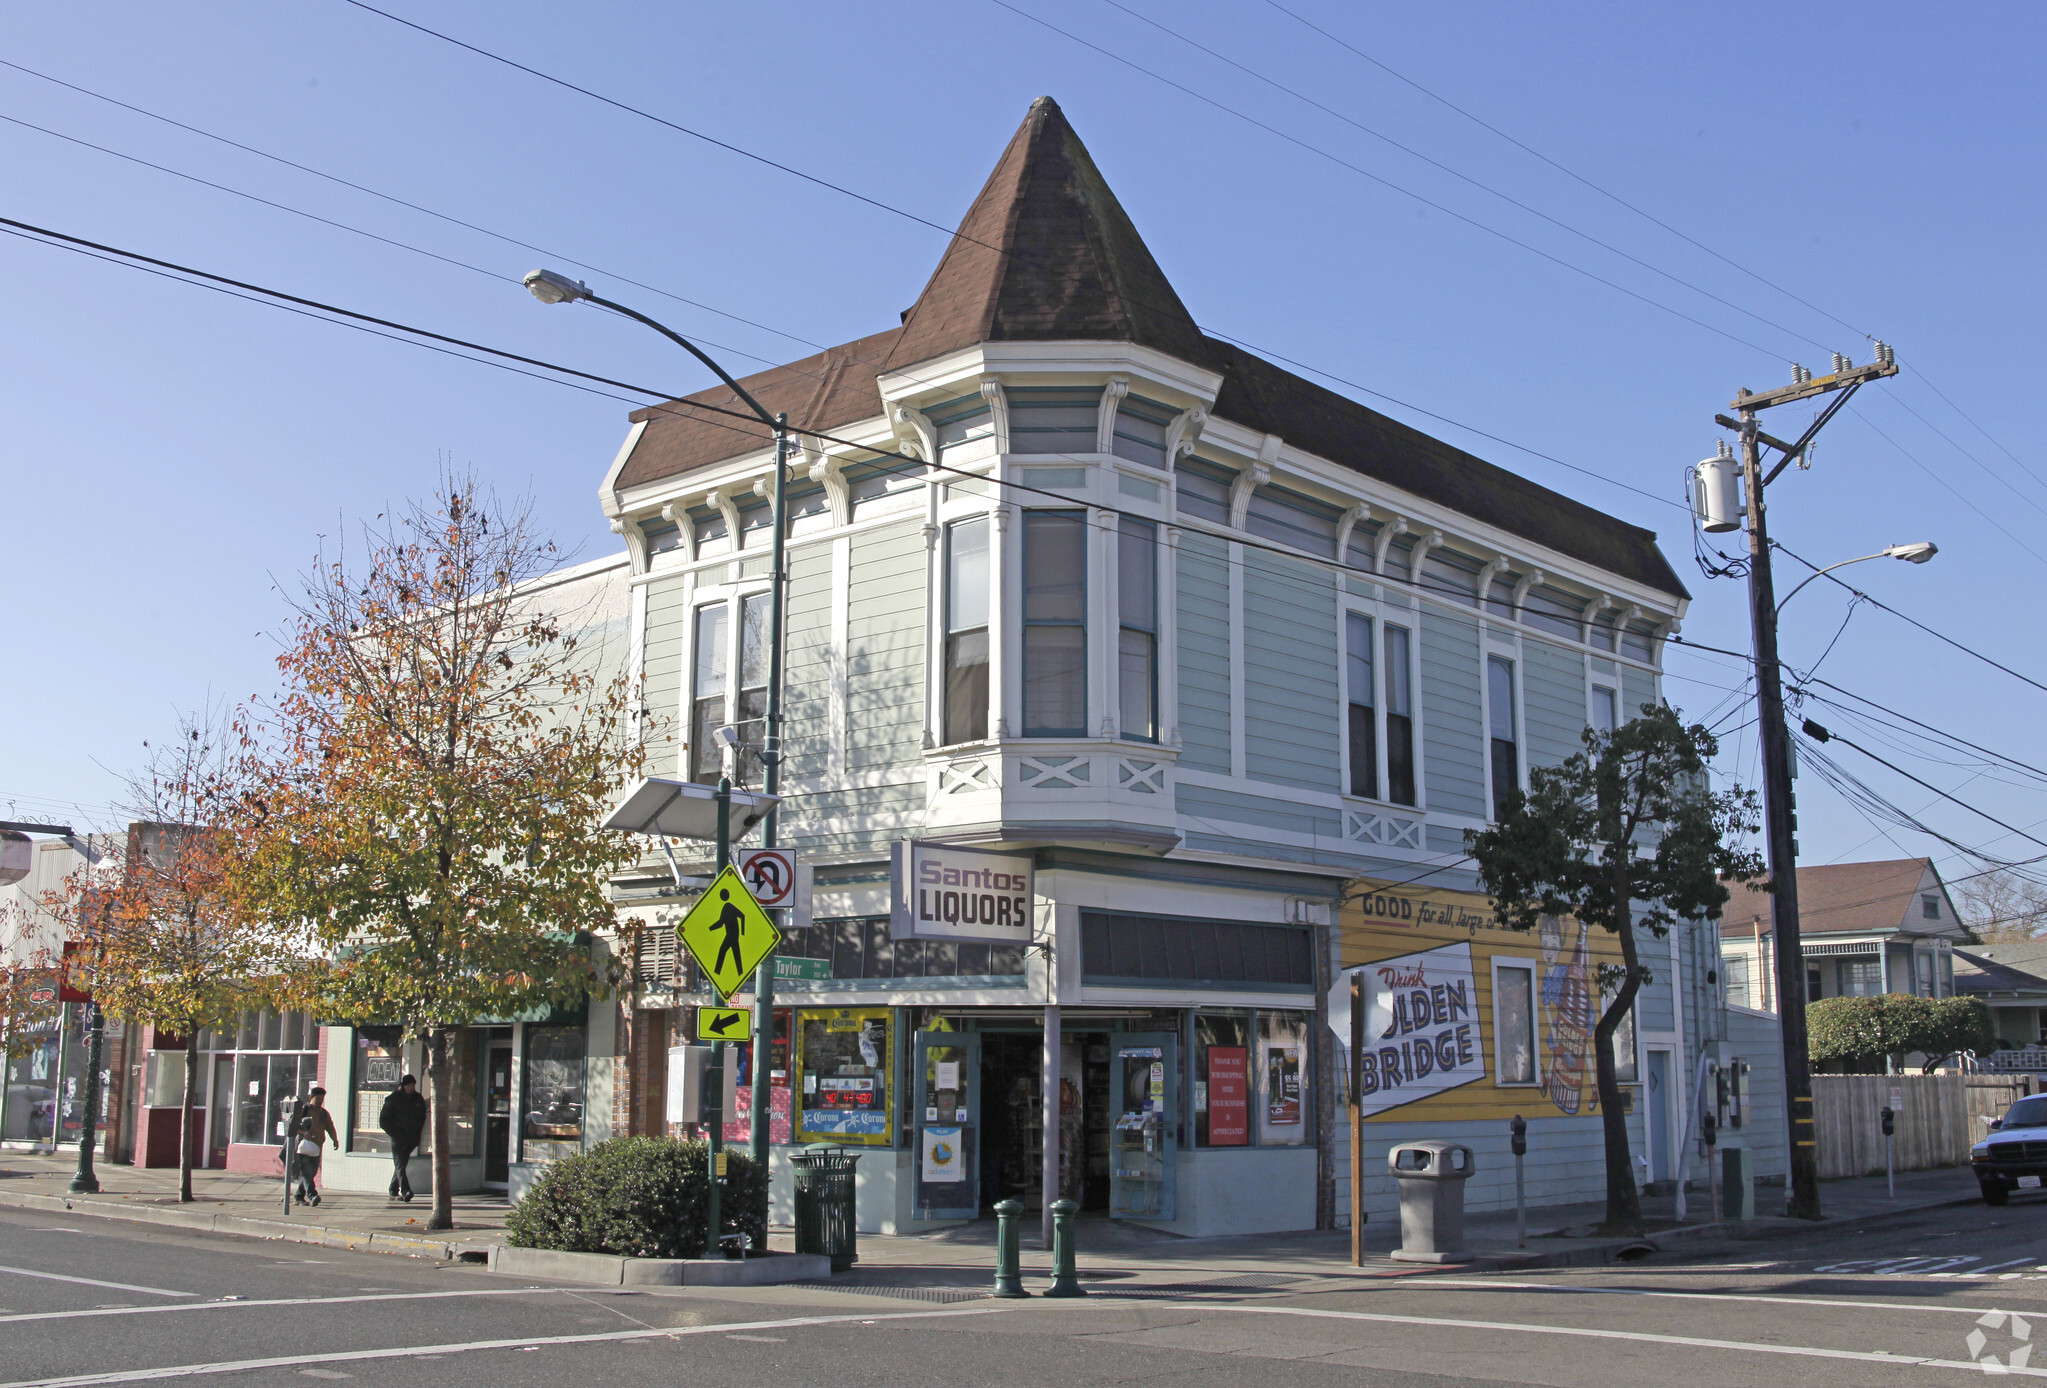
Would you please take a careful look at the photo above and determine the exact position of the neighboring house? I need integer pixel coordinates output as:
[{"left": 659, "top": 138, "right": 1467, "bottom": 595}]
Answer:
[
  {"left": 1721, "top": 858, "right": 1964, "bottom": 1011},
  {"left": 1954, "top": 943, "right": 2047, "bottom": 1063},
  {"left": 563, "top": 96, "right": 1760, "bottom": 1233}
]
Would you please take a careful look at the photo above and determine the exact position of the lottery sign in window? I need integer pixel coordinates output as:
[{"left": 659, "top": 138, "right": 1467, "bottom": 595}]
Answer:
[{"left": 796, "top": 1007, "right": 892, "bottom": 1145}]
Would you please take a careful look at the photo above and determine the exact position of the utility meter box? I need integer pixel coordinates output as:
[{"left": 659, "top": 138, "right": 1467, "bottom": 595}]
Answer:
[{"left": 1720, "top": 1146, "right": 1756, "bottom": 1220}]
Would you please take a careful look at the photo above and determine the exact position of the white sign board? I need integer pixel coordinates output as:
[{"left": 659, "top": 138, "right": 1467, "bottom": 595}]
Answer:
[
  {"left": 1350, "top": 940, "right": 1486, "bottom": 1117},
  {"left": 890, "top": 840, "right": 1034, "bottom": 944}
]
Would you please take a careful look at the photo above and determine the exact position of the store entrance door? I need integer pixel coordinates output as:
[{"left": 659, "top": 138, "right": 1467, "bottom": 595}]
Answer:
[
  {"left": 483, "top": 1041, "right": 512, "bottom": 1187},
  {"left": 207, "top": 1056, "right": 233, "bottom": 1168},
  {"left": 1108, "top": 1033, "right": 1177, "bottom": 1221},
  {"left": 912, "top": 1031, "right": 979, "bottom": 1219}
]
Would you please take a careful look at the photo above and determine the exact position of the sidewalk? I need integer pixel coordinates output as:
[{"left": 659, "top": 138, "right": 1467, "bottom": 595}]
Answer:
[{"left": 0, "top": 1150, "right": 1986, "bottom": 1285}]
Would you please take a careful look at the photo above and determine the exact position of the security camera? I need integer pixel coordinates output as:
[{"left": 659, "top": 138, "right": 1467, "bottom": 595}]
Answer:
[{"left": 711, "top": 725, "right": 742, "bottom": 750}]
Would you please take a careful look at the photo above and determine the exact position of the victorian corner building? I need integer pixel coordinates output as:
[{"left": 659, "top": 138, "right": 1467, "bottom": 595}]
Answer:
[{"left": 4, "top": 98, "right": 1784, "bottom": 1228}]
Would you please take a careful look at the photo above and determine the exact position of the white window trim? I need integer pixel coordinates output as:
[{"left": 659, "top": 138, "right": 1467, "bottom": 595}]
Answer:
[
  {"left": 1483, "top": 651, "right": 1526, "bottom": 821},
  {"left": 1491, "top": 954, "right": 1542, "bottom": 1087}
]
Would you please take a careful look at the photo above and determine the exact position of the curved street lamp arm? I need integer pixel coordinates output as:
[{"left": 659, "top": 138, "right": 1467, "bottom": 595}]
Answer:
[
  {"left": 586, "top": 293, "right": 778, "bottom": 431},
  {"left": 1775, "top": 551, "right": 1886, "bottom": 613}
]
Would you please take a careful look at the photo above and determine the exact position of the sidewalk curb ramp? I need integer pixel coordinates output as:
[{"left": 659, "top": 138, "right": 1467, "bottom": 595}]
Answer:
[{"left": 0, "top": 1188, "right": 830, "bottom": 1286}]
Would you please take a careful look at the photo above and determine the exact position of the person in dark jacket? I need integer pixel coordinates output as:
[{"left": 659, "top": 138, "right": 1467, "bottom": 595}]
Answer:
[
  {"left": 285, "top": 1087, "right": 339, "bottom": 1206},
  {"left": 378, "top": 1075, "right": 428, "bottom": 1202}
]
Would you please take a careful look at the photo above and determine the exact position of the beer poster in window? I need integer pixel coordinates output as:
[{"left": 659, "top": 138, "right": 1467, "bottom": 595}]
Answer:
[
  {"left": 1340, "top": 876, "right": 1622, "bottom": 1124},
  {"left": 1265, "top": 1046, "right": 1302, "bottom": 1126},
  {"left": 796, "top": 1006, "right": 892, "bottom": 1145},
  {"left": 1206, "top": 1047, "right": 1248, "bottom": 1145}
]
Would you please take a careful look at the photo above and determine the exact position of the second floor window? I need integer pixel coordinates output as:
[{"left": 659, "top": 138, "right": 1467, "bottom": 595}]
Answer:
[
  {"left": 1384, "top": 624, "right": 1415, "bottom": 806},
  {"left": 1591, "top": 684, "right": 1617, "bottom": 735},
  {"left": 1023, "top": 511, "right": 1087, "bottom": 736},
  {"left": 944, "top": 518, "right": 990, "bottom": 744},
  {"left": 736, "top": 592, "right": 770, "bottom": 782},
  {"left": 689, "top": 603, "right": 727, "bottom": 784},
  {"left": 1488, "top": 655, "right": 1519, "bottom": 821},
  {"left": 1118, "top": 517, "right": 1158, "bottom": 741},
  {"left": 1345, "top": 613, "right": 1376, "bottom": 798}
]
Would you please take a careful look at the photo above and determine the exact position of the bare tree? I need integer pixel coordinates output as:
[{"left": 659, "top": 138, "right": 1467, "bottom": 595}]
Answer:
[{"left": 1957, "top": 871, "right": 2047, "bottom": 944}]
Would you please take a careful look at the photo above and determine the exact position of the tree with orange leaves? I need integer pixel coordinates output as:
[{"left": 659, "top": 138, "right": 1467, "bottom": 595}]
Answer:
[{"left": 234, "top": 475, "right": 642, "bottom": 1232}]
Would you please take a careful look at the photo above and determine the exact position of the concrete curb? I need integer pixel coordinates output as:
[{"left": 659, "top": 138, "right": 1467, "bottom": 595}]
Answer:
[{"left": 0, "top": 1188, "right": 828, "bottom": 1285}]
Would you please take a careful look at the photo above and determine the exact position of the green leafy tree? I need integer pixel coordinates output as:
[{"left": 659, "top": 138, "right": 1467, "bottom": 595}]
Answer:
[
  {"left": 234, "top": 477, "right": 642, "bottom": 1231},
  {"left": 1809, "top": 993, "right": 1995, "bottom": 1073},
  {"left": 1467, "top": 703, "right": 1764, "bottom": 1235}
]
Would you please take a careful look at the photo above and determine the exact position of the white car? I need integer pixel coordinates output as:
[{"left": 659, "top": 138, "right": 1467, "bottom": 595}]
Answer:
[{"left": 1971, "top": 1094, "right": 2047, "bottom": 1205}]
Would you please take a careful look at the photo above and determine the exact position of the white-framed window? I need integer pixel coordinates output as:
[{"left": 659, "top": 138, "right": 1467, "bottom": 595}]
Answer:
[
  {"left": 735, "top": 591, "right": 770, "bottom": 781},
  {"left": 1591, "top": 684, "right": 1618, "bottom": 735},
  {"left": 1488, "top": 655, "right": 1520, "bottom": 821},
  {"left": 1022, "top": 510, "right": 1087, "bottom": 736},
  {"left": 1922, "top": 894, "right": 1942, "bottom": 920},
  {"left": 1345, "top": 612, "right": 1377, "bottom": 799},
  {"left": 1384, "top": 622, "right": 1416, "bottom": 806},
  {"left": 943, "top": 518, "right": 990, "bottom": 745},
  {"left": 1492, "top": 957, "right": 1539, "bottom": 1085},
  {"left": 688, "top": 602, "right": 728, "bottom": 784},
  {"left": 1117, "top": 516, "right": 1158, "bottom": 741},
  {"left": 1722, "top": 953, "right": 1751, "bottom": 1008}
]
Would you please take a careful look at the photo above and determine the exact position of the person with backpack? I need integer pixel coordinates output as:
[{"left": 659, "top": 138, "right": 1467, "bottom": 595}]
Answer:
[{"left": 377, "top": 1075, "right": 427, "bottom": 1202}]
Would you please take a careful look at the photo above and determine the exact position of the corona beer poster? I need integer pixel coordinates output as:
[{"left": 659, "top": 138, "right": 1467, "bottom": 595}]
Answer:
[{"left": 1340, "top": 877, "right": 1623, "bottom": 1124}]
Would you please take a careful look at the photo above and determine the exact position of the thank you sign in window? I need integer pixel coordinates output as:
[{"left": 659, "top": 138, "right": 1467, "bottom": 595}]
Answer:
[{"left": 890, "top": 840, "right": 1035, "bottom": 944}]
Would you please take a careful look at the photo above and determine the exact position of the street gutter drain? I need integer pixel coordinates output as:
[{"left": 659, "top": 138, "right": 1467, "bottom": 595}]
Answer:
[{"left": 1615, "top": 1243, "right": 1657, "bottom": 1262}]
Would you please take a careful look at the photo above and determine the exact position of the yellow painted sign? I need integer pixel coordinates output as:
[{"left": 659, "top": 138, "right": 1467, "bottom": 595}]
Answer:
[
  {"left": 696, "top": 1006, "right": 753, "bottom": 1042},
  {"left": 1341, "top": 877, "right": 1626, "bottom": 1125},
  {"left": 678, "top": 866, "right": 783, "bottom": 999}
]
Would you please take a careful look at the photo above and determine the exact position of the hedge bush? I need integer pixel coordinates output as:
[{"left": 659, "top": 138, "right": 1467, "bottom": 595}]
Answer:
[
  {"left": 1807, "top": 993, "right": 1996, "bottom": 1074},
  {"left": 504, "top": 1136, "right": 766, "bottom": 1259}
]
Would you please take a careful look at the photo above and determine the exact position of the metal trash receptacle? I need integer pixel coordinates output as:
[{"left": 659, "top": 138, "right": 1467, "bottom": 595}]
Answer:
[
  {"left": 791, "top": 1143, "right": 861, "bottom": 1272},
  {"left": 1387, "top": 1139, "right": 1476, "bottom": 1264}
]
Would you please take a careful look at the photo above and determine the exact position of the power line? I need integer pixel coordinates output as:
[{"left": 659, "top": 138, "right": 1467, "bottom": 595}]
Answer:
[{"left": 1801, "top": 721, "right": 2047, "bottom": 856}]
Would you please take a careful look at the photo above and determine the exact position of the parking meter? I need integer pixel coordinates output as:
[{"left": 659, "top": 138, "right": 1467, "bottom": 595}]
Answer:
[
  {"left": 1509, "top": 1114, "right": 1528, "bottom": 1247},
  {"left": 1702, "top": 1112, "right": 1717, "bottom": 1148},
  {"left": 1879, "top": 1106, "right": 1895, "bottom": 1137},
  {"left": 1509, "top": 1114, "right": 1527, "bottom": 1156}
]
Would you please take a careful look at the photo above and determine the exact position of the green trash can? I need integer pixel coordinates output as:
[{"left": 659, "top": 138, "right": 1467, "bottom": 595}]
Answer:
[{"left": 791, "top": 1143, "right": 861, "bottom": 1272}]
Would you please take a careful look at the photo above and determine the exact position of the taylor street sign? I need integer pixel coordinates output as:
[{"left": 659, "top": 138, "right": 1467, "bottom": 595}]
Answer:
[
  {"left": 890, "top": 840, "right": 1034, "bottom": 945},
  {"left": 677, "top": 866, "right": 783, "bottom": 999}
]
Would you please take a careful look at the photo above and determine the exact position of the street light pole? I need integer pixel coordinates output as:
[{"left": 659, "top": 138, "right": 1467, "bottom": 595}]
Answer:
[
  {"left": 1711, "top": 348, "right": 1899, "bottom": 1221},
  {"left": 523, "top": 268, "right": 791, "bottom": 1186}
]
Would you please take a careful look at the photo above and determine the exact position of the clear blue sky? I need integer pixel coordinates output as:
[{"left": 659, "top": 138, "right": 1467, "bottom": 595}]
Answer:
[{"left": 5, "top": 1, "right": 2042, "bottom": 897}]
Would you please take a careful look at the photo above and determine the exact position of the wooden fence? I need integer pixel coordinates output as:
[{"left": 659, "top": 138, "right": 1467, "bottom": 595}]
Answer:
[{"left": 1812, "top": 1073, "right": 2037, "bottom": 1178}]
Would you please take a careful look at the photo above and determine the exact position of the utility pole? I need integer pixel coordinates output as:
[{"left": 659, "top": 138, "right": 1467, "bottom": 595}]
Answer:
[
  {"left": 1714, "top": 346, "right": 1897, "bottom": 1221},
  {"left": 750, "top": 415, "right": 789, "bottom": 1171}
]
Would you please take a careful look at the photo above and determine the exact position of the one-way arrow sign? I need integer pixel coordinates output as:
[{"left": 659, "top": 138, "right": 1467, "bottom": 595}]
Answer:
[{"left": 695, "top": 1006, "right": 753, "bottom": 1042}]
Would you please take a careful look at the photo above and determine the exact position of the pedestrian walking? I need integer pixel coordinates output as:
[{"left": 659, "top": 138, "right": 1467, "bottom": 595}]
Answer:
[
  {"left": 378, "top": 1074, "right": 427, "bottom": 1202},
  {"left": 284, "top": 1086, "right": 339, "bottom": 1206}
]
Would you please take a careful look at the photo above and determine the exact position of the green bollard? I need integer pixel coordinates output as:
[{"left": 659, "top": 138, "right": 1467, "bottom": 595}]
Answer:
[
  {"left": 992, "top": 1198, "right": 1030, "bottom": 1298},
  {"left": 1044, "top": 1199, "right": 1086, "bottom": 1297}
]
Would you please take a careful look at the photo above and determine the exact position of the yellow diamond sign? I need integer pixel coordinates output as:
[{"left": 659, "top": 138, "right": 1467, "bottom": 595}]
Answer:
[{"left": 678, "top": 866, "right": 782, "bottom": 1000}]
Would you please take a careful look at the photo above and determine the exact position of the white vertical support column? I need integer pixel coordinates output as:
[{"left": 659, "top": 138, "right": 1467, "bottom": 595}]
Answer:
[
  {"left": 828, "top": 535, "right": 851, "bottom": 785},
  {"left": 626, "top": 579, "right": 649, "bottom": 754},
  {"left": 1161, "top": 526, "right": 1182, "bottom": 747},
  {"left": 1228, "top": 540, "right": 1246, "bottom": 779},
  {"left": 1042, "top": 1002, "right": 1061, "bottom": 1250},
  {"left": 1094, "top": 507, "right": 1119, "bottom": 738},
  {"left": 1669, "top": 924, "right": 1690, "bottom": 1196},
  {"left": 989, "top": 500, "right": 1015, "bottom": 741},
  {"left": 922, "top": 504, "right": 943, "bottom": 752}
]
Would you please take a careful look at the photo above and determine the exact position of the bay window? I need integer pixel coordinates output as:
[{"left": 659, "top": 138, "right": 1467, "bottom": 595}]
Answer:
[
  {"left": 1023, "top": 511, "right": 1087, "bottom": 736},
  {"left": 1345, "top": 613, "right": 1376, "bottom": 799},
  {"left": 689, "top": 603, "right": 727, "bottom": 784},
  {"left": 1384, "top": 624, "right": 1416, "bottom": 806},
  {"left": 736, "top": 592, "right": 770, "bottom": 782},
  {"left": 944, "top": 518, "right": 990, "bottom": 744},
  {"left": 1118, "top": 517, "right": 1157, "bottom": 741},
  {"left": 1489, "top": 655, "right": 1519, "bottom": 821}
]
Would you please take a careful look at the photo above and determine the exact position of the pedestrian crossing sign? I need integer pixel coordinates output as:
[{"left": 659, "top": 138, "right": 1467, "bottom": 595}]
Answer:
[
  {"left": 678, "top": 865, "right": 782, "bottom": 1000},
  {"left": 696, "top": 1006, "right": 753, "bottom": 1042}
]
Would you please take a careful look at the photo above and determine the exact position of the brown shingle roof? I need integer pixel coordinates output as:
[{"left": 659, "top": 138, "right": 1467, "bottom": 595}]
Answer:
[
  {"left": 1721, "top": 858, "right": 1938, "bottom": 936},
  {"left": 615, "top": 97, "right": 1685, "bottom": 598}
]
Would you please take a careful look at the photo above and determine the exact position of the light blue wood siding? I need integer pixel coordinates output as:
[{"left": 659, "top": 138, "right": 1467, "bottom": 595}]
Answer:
[
  {"left": 1629, "top": 969, "right": 1675, "bottom": 1034},
  {"left": 782, "top": 542, "right": 834, "bottom": 781},
  {"left": 846, "top": 521, "right": 926, "bottom": 773},
  {"left": 1622, "top": 665, "right": 1660, "bottom": 723},
  {"left": 1523, "top": 638, "right": 1586, "bottom": 770},
  {"left": 1176, "top": 782, "right": 1342, "bottom": 840},
  {"left": 782, "top": 783, "right": 922, "bottom": 856},
  {"left": 1243, "top": 553, "right": 1340, "bottom": 792},
  {"left": 1175, "top": 532, "right": 1231, "bottom": 772},
  {"left": 641, "top": 575, "right": 690, "bottom": 777},
  {"left": 1419, "top": 609, "right": 1484, "bottom": 818}
]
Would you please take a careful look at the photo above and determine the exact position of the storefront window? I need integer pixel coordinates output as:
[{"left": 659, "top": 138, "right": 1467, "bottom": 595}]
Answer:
[
  {"left": 521, "top": 1026, "right": 586, "bottom": 1161},
  {"left": 720, "top": 1009, "right": 792, "bottom": 1146},
  {"left": 1193, "top": 1012, "right": 1250, "bottom": 1147},
  {"left": 349, "top": 1027, "right": 404, "bottom": 1154},
  {"left": 1257, "top": 1011, "right": 1310, "bottom": 1145},
  {"left": 796, "top": 1007, "right": 891, "bottom": 1146},
  {"left": 2, "top": 1025, "right": 60, "bottom": 1142},
  {"left": 785, "top": 918, "right": 1025, "bottom": 980},
  {"left": 226, "top": 1011, "right": 320, "bottom": 1145}
]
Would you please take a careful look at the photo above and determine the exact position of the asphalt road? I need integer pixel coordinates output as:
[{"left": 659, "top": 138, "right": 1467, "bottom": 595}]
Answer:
[{"left": 5, "top": 1194, "right": 2047, "bottom": 1388}]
